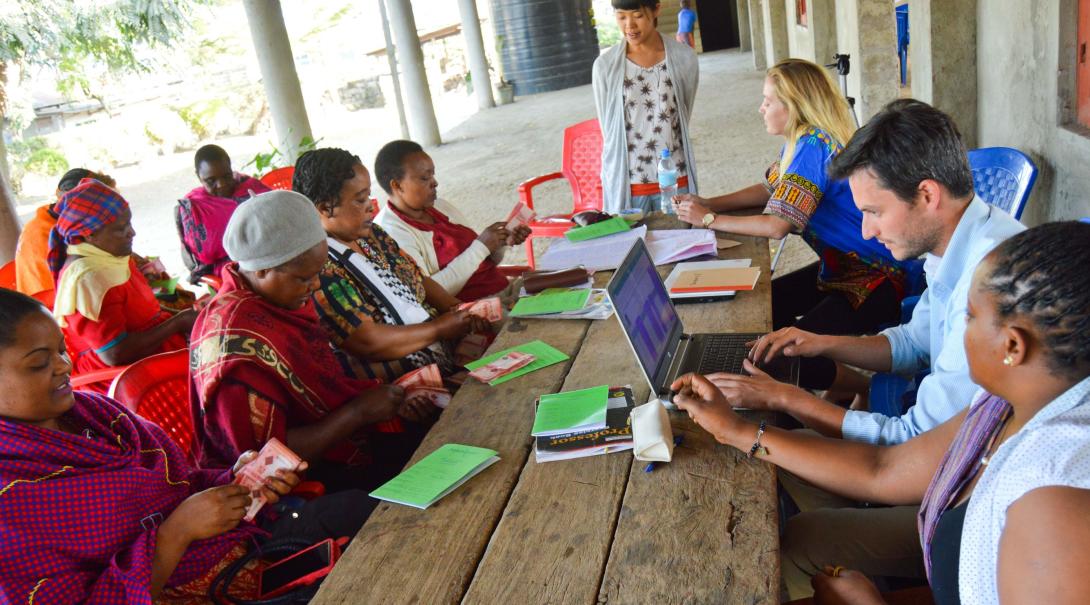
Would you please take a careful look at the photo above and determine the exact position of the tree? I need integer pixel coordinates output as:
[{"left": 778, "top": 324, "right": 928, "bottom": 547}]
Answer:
[{"left": 0, "top": 0, "right": 204, "bottom": 263}]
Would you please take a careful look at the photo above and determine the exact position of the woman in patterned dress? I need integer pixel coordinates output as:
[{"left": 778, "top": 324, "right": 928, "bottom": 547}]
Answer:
[{"left": 292, "top": 148, "right": 491, "bottom": 383}]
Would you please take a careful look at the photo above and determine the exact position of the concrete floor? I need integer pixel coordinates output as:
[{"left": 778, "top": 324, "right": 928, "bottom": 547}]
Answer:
[{"left": 101, "top": 49, "right": 817, "bottom": 279}]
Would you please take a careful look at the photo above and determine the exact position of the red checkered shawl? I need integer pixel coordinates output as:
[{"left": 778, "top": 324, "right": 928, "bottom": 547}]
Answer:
[{"left": 0, "top": 392, "right": 262, "bottom": 604}]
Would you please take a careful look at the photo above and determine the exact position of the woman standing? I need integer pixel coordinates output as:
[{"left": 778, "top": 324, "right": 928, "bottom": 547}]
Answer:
[
  {"left": 675, "top": 59, "right": 922, "bottom": 336},
  {"left": 593, "top": 0, "right": 699, "bottom": 213}
]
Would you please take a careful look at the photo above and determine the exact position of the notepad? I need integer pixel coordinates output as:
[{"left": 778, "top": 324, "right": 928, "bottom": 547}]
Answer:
[
  {"left": 564, "top": 216, "right": 631, "bottom": 241},
  {"left": 368, "top": 444, "right": 500, "bottom": 509},
  {"left": 463, "top": 340, "right": 570, "bottom": 385},
  {"left": 510, "top": 288, "right": 592, "bottom": 317},
  {"left": 531, "top": 385, "right": 610, "bottom": 437},
  {"left": 668, "top": 266, "right": 762, "bottom": 293}
]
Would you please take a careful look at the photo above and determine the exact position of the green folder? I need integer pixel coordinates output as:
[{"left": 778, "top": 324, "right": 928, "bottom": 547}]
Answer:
[
  {"left": 510, "top": 288, "right": 592, "bottom": 317},
  {"left": 564, "top": 216, "right": 631, "bottom": 242},
  {"left": 464, "top": 339, "right": 569, "bottom": 385},
  {"left": 531, "top": 384, "right": 610, "bottom": 437},
  {"left": 369, "top": 444, "right": 500, "bottom": 509}
]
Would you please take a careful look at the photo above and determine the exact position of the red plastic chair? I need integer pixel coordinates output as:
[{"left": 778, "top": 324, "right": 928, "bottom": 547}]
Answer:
[
  {"left": 0, "top": 261, "right": 16, "bottom": 289},
  {"left": 260, "top": 166, "right": 295, "bottom": 191},
  {"left": 517, "top": 119, "right": 604, "bottom": 268},
  {"left": 108, "top": 349, "right": 325, "bottom": 499},
  {"left": 108, "top": 349, "right": 195, "bottom": 456}
]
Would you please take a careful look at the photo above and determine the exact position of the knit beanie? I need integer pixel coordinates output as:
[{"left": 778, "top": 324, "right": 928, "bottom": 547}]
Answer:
[{"left": 224, "top": 189, "right": 326, "bottom": 271}]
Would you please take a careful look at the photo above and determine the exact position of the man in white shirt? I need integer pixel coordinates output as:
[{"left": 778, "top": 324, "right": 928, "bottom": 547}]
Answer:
[{"left": 712, "top": 99, "right": 1026, "bottom": 598}]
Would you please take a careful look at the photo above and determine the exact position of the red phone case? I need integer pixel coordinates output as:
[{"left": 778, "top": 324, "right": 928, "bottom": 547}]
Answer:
[{"left": 258, "top": 538, "right": 342, "bottom": 599}]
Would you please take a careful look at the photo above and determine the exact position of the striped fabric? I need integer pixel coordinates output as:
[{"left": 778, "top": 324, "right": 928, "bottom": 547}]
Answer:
[
  {"left": 47, "top": 179, "right": 128, "bottom": 279},
  {"left": 917, "top": 392, "right": 1012, "bottom": 580}
]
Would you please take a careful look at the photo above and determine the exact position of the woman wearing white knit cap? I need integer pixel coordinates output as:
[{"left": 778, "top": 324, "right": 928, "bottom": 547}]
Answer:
[{"left": 189, "top": 189, "right": 435, "bottom": 494}]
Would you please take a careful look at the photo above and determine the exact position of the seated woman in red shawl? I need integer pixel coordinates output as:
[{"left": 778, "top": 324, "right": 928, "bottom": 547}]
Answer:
[
  {"left": 190, "top": 190, "right": 434, "bottom": 494},
  {"left": 50, "top": 179, "right": 195, "bottom": 390},
  {"left": 175, "top": 144, "right": 271, "bottom": 284},
  {"left": 0, "top": 288, "right": 370, "bottom": 603},
  {"left": 372, "top": 140, "right": 532, "bottom": 301}
]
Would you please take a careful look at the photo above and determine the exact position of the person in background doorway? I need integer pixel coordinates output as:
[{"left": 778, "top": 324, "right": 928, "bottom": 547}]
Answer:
[
  {"left": 676, "top": 0, "right": 696, "bottom": 47},
  {"left": 594, "top": 0, "right": 699, "bottom": 213},
  {"left": 175, "top": 144, "right": 271, "bottom": 284},
  {"left": 15, "top": 168, "right": 115, "bottom": 301}
]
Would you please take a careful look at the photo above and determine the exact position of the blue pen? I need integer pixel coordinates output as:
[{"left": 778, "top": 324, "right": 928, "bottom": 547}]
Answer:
[{"left": 643, "top": 462, "right": 656, "bottom": 473}]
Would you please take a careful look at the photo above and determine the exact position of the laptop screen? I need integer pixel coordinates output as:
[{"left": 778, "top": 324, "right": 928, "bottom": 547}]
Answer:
[{"left": 607, "top": 239, "right": 684, "bottom": 389}]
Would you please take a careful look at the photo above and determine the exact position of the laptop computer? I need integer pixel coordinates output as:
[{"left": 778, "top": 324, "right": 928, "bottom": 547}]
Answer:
[{"left": 605, "top": 238, "right": 799, "bottom": 404}]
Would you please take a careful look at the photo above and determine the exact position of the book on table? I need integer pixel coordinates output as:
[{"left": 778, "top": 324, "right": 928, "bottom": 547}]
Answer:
[
  {"left": 667, "top": 264, "right": 761, "bottom": 294},
  {"left": 368, "top": 443, "right": 500, "bottom": 509},
  {"left": 534, "top": 386, "right": 636, "bottom": 463},
  {"left": 530, "top": 384, "right": 610, "bottom": 437}
]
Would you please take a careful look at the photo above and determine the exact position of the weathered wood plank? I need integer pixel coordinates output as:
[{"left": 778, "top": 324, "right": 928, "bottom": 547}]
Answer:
[
  {"left": 312, "top": 318, "right": 591, "bottom": 605},
  {"left": 462, "top": 306, "right": 649, "bottom": 604},
  {"left": 597, "top": 230, "right": 782, "bottom": 605}
]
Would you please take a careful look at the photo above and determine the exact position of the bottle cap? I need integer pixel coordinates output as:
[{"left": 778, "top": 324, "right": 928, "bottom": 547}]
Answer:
[{"left": 660, "top": 149, "right": 670, "bottom": 159}]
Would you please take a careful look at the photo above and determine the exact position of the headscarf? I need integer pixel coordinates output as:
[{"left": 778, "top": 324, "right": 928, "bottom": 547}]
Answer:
[{"left": 47, "top": 179, "right": 129, "bottom": 279}]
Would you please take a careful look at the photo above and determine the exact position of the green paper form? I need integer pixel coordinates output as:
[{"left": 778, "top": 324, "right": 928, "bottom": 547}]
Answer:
[
  {"left": 510, "top": 288, "right": 592, "bottom": 317},
  {"left": 369, "top": 443, "right": 500, "bottom": 509},
  {"left": 531, "top": 384, "right": 610, "bottom": 437},
  {"left": 464, "top": 340, "right": 569, "bottom": 385},
  {"left": 564, "top": 216, "right": 631, "bottom": 242}
]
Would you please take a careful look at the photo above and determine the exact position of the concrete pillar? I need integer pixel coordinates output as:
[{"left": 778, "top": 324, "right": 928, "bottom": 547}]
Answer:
[
  {"left": 378, "top": 0, "right": 410, "bottom": 139},
  {"left": 749, "top": 0, "right": 767, "bottom": 70},
  {"left": 387, "top": 0, "right": 442, "bottom": 147},
  {"left": 737, "top": 0, "right": 752, "bottom": 52},
  {"left": 762, "top": 0, "right": 789, "bottom": 67},
  {"left": 909, "top": 0, "right": 977, "bottom": 146},
  {"left": 457, "top": 0, "right": 495, "bottom": 109},
  {"left": 242, "top": 0, "right": 313, "bottom": 163},
  {"left": 835, "top": 0, "right": 899, "bottom": 123}
]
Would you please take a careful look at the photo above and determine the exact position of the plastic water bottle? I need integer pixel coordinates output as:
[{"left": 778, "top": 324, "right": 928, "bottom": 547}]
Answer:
[{"left": 657, "top": 149, "right": 678, "bottom": 215}]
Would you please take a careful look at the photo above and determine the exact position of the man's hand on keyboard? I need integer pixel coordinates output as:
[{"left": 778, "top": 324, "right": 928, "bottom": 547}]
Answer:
[{"left": 706, "top": 359, "right": 807, "bottom": 411}]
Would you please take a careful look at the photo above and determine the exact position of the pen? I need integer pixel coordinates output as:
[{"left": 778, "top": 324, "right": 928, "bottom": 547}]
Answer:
[{"left": 644, "top": 437, "right": 685, "bottom": 473}]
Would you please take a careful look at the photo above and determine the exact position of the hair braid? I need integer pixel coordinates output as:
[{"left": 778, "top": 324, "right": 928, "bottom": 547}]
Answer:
[
  {"left": 292, "top": 148, "right": 362, "bottom": 210},
  {"left": 983, "top": 221, "right": 1090, "bottom": 378}
]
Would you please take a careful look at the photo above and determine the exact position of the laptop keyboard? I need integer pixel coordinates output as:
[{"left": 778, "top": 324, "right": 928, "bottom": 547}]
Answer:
[{"left": 696, "top": 334, "right": 754, "bottom": 375}]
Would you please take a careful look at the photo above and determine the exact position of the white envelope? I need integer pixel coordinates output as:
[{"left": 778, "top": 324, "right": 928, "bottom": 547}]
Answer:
[{"left": 631, "top": 400, "right": 675, "bottom": 462}]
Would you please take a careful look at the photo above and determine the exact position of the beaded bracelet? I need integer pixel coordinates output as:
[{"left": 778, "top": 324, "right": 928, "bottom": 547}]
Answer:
[{"left": 747, "top": 420, "right": 768, "bottom": 459}]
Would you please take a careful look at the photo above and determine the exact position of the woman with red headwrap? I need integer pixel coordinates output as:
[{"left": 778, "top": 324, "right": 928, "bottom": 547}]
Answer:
[{"left": 49, "top": 179, "right": 195, "bottom": 386}]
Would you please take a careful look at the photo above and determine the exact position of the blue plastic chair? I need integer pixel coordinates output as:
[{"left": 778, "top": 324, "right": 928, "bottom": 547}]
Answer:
[
  {"left": 871, "top": 147, "right": 1037, "bottom": 415},
  {"left": 966, "top": 147, "right": 1037, "bottom": 220},
  {"left": 896, "top": 5, "right": 909, "bottom": 86}
]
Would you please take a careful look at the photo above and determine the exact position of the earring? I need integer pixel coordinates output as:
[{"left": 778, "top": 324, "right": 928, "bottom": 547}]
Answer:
[{"left": 1003, "top": 354, "right": 1015, "bottom": 366}]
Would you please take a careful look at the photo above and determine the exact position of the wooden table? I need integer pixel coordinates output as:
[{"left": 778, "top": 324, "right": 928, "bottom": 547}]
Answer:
[{"left": 313, "top": 215, "right": 780, "bottom": 604}]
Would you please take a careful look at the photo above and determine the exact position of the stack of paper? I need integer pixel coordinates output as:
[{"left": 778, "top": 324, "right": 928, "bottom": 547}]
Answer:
[
  {"left": 369, "top": 443, "right": 500, "bottom": 509},
  {"left": 535, "top": 386, "right": 635, "bottom": 463},
  {"left": 464, "top": 340, "right": 570, "bottom": 385},
  {"left": 536, "top": 226, "right": 648, "bottom": 272},
  {"left": 664, "top": 258, "right": 755, "bottom": 299},
  {"left": 644, "top": 229, "right": 718, "bottom": 265},
  {"left": 524, "top": 290, "right": 613, "bottom": 320},
  {"left": 511, "top": 288, "right": 592, "bottom": 317},
  {"left": 531, "top": 385, "right": 610, "bottom": 437}
]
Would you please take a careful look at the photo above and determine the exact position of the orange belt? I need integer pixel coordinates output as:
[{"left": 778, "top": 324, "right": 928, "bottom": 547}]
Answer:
[{"left": 631, "top": 175, "right": 689, "bottom": 197}]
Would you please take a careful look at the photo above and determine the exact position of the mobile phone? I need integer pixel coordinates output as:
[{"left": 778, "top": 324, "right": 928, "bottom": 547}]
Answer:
[{"left": 259, "top": 538, "right": 341, "bottom": 599}]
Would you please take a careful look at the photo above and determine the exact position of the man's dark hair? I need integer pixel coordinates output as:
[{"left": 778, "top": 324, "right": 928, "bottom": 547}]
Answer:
[
  {"left": 982, "top": 221, "right": 1090, "bottom": 379},
  {"left": 828, "top": 99, "right": 974, "bottom": 203},
  {"left": 292, "top": 147, "right": 362, "bottom": 210},
  {"left": 373, "top": 140, "right": 424, "bottom": 195},
  {"left": 611, "top": 0, "right": 659, "bottom": 10},
  {"left": 193, "top": 144, "right": 231, "bottom": 171},
  {"left": 0, "top": 288, "right": 48, "bottom": 349}
]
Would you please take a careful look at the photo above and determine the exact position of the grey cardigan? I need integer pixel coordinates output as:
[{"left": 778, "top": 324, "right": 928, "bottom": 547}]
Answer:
[{"left": 592, "top": 34, "right": 699, "bottom": 213}]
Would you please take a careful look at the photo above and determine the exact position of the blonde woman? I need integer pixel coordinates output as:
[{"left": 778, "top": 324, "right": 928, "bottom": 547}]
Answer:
[{"left": 675, "top": 59, "right": 921, "bottom": 360}]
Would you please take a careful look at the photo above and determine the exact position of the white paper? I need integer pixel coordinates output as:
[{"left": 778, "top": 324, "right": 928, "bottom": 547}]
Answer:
[
  {"left": 536, "top": 226, "right": 648, "bottom": 272},
  {"left": 631, "top": 400, "right": 675, "bottom": 462},
  {"left": 663, "top": 258, "right": 753, "bottom": 299},
  {"left": 644, "top": 229, "right": 718, "bottom": 265}
]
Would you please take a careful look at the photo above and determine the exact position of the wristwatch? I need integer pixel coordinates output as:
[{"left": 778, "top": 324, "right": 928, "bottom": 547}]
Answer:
[{"left": 701, "top": 212, "right": 716, "bottom": 228}]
